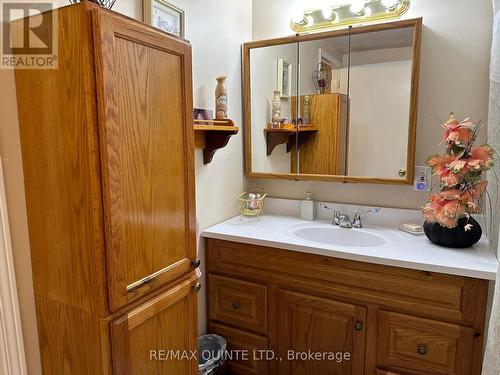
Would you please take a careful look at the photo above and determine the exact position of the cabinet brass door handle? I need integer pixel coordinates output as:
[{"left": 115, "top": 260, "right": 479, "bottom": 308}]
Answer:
[
  {"left": 232, "top": 301, "right": 240, "bottom": 309},
  {"left": 354, "top": 322, "right": 363, "bottom": 331},
  {"left": 192, "top": 282, "right": 202, "bottom": 293},
  {"left": 192, "top": 258, "right": 201, "bottom": 269},
  {"left": 417, "top": 345, "right": 427, "bottom": 355}
]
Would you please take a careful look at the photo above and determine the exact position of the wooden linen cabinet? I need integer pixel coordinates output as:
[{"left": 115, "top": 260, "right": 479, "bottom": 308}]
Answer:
[{"left": 14, "top": 3, "right": 199, "bottom": 374}]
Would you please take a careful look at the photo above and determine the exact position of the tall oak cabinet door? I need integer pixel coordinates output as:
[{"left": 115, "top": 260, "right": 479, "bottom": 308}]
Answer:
[
  {"left": 92, "top": 10, "right": 196, "bottom": 311},
  {"left": 275, "top": 289, "right": 366, "bottom": 375},
  {"left": 110, "top": 276, "right": 199, "bottom": 374}
]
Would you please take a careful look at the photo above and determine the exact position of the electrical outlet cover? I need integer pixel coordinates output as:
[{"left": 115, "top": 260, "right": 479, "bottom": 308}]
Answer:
[{"left": 414, "top": 166, "right": 431, "bottom": 192}]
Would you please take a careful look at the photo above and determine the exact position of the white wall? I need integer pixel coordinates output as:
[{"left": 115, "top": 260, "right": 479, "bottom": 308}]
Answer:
[
  {"left": 0, "top": 1, "right": 251, "bottom": 373},
  {"left": 252, "top": 0, "right": 493, "bottom": 209}
]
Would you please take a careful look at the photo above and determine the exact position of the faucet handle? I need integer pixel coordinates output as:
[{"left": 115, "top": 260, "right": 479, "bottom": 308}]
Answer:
[
  {"left": 352, "top": 208, "right": 380, "bottom": 228},
  {"left": 317, "top": 203, "right": 341, "bottom": 225}
]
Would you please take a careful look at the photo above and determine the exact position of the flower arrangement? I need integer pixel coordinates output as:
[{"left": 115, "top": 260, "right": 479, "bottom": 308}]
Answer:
[{"left": 422, "top": 113, "right": 495, "bottom": 229}]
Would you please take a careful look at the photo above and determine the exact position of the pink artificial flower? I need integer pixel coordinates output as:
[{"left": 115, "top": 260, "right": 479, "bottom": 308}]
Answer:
[
  {"left": 427, "top": 154, "right": 466, "bottom": 187},
  {"left": 442, "top": 117, "right": 474, "bottom": 147},
  {"left": 422, "top": 195, "right": 465, "bottom": 228},
  {"left": 468, "top": 145, "right": 495, "bottom": 170}
]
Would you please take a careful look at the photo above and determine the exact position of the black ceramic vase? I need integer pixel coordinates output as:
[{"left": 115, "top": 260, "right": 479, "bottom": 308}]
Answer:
[{"left": 423, "top": 217, "right": 482, "bottom": 248}]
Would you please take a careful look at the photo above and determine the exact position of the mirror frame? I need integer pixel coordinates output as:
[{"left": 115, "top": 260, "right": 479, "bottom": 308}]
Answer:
[{"left": 243, "top": 17, "right": 422, "bottom": 185}]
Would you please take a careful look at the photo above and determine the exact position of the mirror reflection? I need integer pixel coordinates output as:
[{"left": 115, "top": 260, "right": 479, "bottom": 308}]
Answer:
[
  {"left": 245, "top": 19, "right": 421, "bottom": 184},
  {"left": 250, "top": 43, "right": 298, "bottom": 174},
  {"left": 348, "top": 27, "right": 414, "bottom": 179},
  {"left": 292, "top": 36, "right": 349, "bottom": 176}
]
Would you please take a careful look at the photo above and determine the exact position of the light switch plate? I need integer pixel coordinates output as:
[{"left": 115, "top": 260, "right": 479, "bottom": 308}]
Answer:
[{"left": 414, "top": 166, "right": 431, "bottom": 192}]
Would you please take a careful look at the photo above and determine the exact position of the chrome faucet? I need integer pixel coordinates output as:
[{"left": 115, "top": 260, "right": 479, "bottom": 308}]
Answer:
[
  {"left": 317, "top": 203, "right": 340, "bottom": 225},
  {"left": 352, "top": 208, "right": 381, "bottom": 228},
  {"left": 317, "top": 203, "right": 380, "bottom": 229},
  {"left": 338, "top": 214, "right": 352, "bottom": 228}
]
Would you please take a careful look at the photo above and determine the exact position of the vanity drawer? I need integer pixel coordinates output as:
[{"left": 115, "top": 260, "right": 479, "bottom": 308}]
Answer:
[
  {"left": 209, "top": 322, "right": 268, "bottom": 375},
  {"left": 377, "top": 311, "right": 474, "bottom": 374},
  {"left": 208, "top": 275, "right": 267, "bottom": 334}
]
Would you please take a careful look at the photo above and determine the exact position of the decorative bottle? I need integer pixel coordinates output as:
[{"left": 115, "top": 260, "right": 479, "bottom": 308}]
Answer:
[
  {"left": 303, "top": 95, "right": 311, "bottom": 125},
  {"left": 272, "top": 90, "right": 282, "bottom": 128},
  {"left": 215, "top": 74, "right": 228, "bottom": 119}
]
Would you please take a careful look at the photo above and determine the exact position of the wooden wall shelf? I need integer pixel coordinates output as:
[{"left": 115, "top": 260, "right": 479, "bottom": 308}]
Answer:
[
  {"left": 264, "top": 125, "right": 318, "bottom": 156},
  {"left": 194, "top": 121, "right": 239, "bottom": 164}
]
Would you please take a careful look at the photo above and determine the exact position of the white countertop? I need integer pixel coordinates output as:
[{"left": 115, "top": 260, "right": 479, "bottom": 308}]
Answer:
[{"left": 202, "top": 199, "right": 499, "bottom": 280}]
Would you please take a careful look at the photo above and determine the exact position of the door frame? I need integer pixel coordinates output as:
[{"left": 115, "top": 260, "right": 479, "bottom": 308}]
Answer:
[{"left": 0, "top": 157, "right": 27, "bottom": 375}]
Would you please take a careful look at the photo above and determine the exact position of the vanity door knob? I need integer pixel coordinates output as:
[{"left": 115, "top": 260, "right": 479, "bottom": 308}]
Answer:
[
  {"left": 192, "top": 258, "right": 201, "bottom": 269},
  {"left": 417, "top": 345, "right": 427, "bottom": 355},
  {"left": 192, "top": 282, "right": 202, "bottom": 293},
  {"left": 399, "top": 168, "right": 407, "bottom": 177},
  {"left": 232, "top": 301, "right": 240, "bottom": 309},
  {"left": 354, "top": 322, "right": 363, "bottom": 331}
]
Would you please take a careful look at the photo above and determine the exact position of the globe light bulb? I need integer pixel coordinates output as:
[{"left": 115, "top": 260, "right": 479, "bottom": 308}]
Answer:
[
  {"left": 291, "top": 0, "right": 306, "bottom": 24},
  {"left": 382, "top": 0, "right": 399, "bottom": 9},
  {"left": 322, "top": 7, "right": 333, "bottom": 19},
  {"left": 350, "top": 0, "right": 366, "bottom": 14}
]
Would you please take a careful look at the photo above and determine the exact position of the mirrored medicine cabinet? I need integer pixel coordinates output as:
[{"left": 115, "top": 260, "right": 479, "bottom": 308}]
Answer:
[{"left": 243, "top": 18, "right": 422, "bottom": 184}]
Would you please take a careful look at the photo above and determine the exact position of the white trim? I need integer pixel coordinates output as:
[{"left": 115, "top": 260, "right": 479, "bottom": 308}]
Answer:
[{"left": 0, "top": 157, "right": 27, "bottom": 375}]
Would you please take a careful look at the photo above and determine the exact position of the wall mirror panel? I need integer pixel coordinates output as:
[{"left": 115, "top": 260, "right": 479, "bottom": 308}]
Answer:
[
  {"left": 244, "top": 18, "right": 422, "bottom": 184},
  {"left": 250, "top": 43, "right": 299, "bottom": 174}
]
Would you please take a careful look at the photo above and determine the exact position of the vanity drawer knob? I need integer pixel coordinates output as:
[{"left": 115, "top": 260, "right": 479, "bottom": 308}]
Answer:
[
  {"left": 354, "top": 322, "right": 363, "bottom": 331},
  {"left": 192, "top": 258, "right": 201, "bottom": 268},
  {"left": 232, "top": 301, "right": 240, "bottom": 309},
  {"left": 192, "top": 282, "right": 202, "bottom": 293},
  {"left": 417, "top": 345, "right": 427, "bottom": 355},
  {"left": 399, "top": 168, "right": 407, "bottom": 177}
]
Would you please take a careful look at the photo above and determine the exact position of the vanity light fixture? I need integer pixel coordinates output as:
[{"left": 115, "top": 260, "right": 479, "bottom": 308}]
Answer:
[{"left": 290, "top": 0, "right": 410, "bottom": 34}]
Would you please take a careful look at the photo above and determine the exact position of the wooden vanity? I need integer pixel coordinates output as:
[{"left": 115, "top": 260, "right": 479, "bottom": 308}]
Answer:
[{"left": 206, "top": 238, "right": 489, "bottom": 375}]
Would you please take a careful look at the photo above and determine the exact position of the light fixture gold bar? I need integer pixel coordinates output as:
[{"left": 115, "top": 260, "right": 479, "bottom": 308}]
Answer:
[{"left": 291, "top": 0, "right": 411, "bottom": 34}]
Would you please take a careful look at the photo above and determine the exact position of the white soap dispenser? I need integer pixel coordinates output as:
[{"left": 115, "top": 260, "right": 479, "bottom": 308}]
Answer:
[{"left": 300, "top": 192, "right": 317, "bottom": 221}]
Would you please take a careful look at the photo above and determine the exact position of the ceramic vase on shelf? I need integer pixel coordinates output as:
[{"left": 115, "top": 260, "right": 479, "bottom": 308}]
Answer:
[
  {"left": 271, "top": 90, "right": 282, "bottom": 128},
  {"left": 215, "top": 74, "right": 228, "bottom": 119}
]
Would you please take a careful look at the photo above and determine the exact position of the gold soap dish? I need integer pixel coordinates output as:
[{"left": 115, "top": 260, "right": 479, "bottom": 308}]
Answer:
[{"left": 237, "top": 192, "right": 267, "bottom": 217}]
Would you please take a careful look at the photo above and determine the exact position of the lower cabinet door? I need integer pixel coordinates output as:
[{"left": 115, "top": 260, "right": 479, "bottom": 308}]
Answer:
[
  {"left": 377, "top": 311, "right": 474, "bottom": 375},
  {"left": 275, "top": 289, "right": 366, "bottom": 375},
  {"left": 110, "top": 276, "right": 199, "bottom": 374}
]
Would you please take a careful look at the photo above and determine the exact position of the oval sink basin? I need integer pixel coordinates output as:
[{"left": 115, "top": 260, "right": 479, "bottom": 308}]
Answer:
[{"left": 285, "top": 222, "right": 402, "bottom": 249}]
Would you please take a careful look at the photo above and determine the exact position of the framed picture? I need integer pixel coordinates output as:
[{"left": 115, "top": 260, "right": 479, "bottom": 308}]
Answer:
[
  {"left": 277, "top": 58, "right": 292, "bottom": 99},
  {"left": 144, "top": 0, "right": 185, "bottom": 38}
]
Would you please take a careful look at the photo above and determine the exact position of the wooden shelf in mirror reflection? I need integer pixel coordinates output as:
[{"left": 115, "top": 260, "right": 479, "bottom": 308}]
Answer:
[
  {"left": 291, "top": 93, "right": 348, "bottom": 175},
  {"left": 194, "top": 120, "right": 239, "bottom": 164},
  {"left": 264, "top": 125, "right": 318, "bottom": 156}
]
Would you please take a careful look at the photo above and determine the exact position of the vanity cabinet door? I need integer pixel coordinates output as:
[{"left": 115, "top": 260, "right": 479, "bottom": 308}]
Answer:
[
  {"left": 110, "top": 276, "right": 199, "bottom": 375},
  {"left": 92, "top": 10, "right": 196, "bottom": 312},
  {"left": 275, "top": 289, "right": 366, "bottom": 375},
  {"left": 377, "top": 311, "right": 474, "bottom": 374}
]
